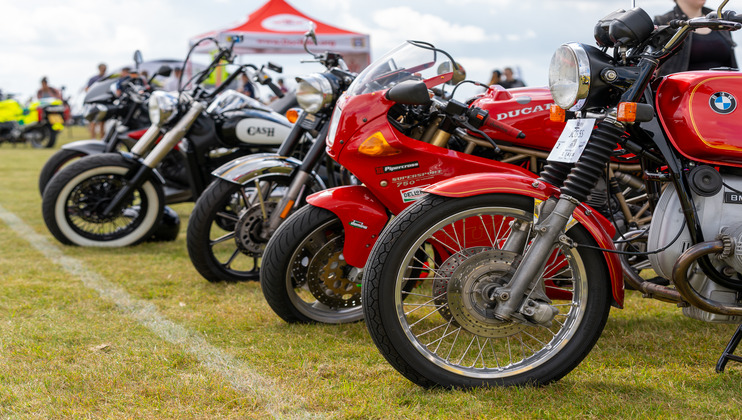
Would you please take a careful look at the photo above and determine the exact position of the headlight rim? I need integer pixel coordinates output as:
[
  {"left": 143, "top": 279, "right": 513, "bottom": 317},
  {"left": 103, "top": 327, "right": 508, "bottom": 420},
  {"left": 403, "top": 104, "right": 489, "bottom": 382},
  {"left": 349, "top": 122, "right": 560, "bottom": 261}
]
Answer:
[
  {"left": 296, "top": 73, "right": 336, "bottom": 114},
  {"left": 549, "top": 42, "right": 592, "bottom": 111},
  {"left": 148, "top": 90, "right": 179, "bottom": 127}
]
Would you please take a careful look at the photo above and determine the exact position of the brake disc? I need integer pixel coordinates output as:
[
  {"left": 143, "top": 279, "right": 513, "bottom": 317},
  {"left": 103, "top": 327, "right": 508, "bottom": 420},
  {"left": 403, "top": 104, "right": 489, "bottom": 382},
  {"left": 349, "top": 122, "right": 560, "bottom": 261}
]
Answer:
[
  {"left": 446, "top": 249, "right": 524, "bottom": 338},
  {"left": 306, "top": 236, "right": 361, "bottom": 309},
  {"left": 234, "top": 201, "right": 277, "bottom": 255}
]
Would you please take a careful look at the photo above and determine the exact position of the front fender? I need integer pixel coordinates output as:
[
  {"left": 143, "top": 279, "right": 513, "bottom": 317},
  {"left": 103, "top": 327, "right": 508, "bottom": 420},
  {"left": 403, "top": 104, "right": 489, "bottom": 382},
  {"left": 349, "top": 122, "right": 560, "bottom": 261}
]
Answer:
[
  {"left": 212, "top": 153, "right": 316, "bottom": 186},
  {"left": 425, "top": 173, "right": 625, "bottom": 308},
  {"left": 306, "top": 185, "right": 390, "bottom": 268},
  {"left": 61, "top": 139, "right": 108, "bottom": 155}
]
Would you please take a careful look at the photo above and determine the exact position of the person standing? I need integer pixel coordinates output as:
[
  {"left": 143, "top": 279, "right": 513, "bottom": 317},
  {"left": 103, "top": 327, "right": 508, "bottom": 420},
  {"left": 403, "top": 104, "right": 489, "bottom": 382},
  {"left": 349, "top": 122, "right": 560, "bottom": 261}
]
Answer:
[
  {"left": 164, "top": 67, "right": 182, "bottom": 91},
  {"left": 500, "top": 67, "right": 525, "bottom": 88},
  {"left": 37, "top": 77, "right": 62, "bottom": 99},
  {"left": 654, "top": 0, "right": 737, "bottom": 76},
  {"left": 488, "top": 70, "right": 502, "bottom": 86},
  {"left": 239, "top": 73, "right": 256, "bottom": 99},
  {"left": 86, "top": 63, "right": 107, "bottom": 138}
]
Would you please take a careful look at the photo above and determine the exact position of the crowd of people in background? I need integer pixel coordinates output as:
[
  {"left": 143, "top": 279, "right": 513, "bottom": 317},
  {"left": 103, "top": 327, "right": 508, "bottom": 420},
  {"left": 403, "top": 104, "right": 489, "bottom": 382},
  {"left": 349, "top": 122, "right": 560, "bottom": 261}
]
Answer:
[{"left": 488, "top": 67, "right": 525, "bottom": 89}]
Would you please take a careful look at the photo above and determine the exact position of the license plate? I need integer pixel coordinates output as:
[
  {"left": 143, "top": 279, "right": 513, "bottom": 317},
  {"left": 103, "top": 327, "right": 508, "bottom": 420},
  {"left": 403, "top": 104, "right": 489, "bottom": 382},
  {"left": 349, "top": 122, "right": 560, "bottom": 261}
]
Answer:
[
  {"left": 48, "top": 114, "right": 64, "bottom": 125},
  {"left": 547, "top": 118, "right": 595, "bottom": 163}
]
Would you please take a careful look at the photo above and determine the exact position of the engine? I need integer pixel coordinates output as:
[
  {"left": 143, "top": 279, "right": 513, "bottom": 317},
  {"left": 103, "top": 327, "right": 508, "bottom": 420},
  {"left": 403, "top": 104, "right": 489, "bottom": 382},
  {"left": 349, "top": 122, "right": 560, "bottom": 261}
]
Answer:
[{"left": 647, "top": 171, "right": 742, "bottom": 323}]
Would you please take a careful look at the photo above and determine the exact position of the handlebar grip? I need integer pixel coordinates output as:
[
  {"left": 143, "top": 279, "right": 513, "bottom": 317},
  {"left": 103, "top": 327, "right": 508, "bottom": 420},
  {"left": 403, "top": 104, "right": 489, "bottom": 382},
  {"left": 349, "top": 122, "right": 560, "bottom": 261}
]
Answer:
[
  {"left": 484, "top": 117, "right": 525, "bottom": 139},
  {"left": 267, "top": 82, "right": 284, "bottom": 98}
]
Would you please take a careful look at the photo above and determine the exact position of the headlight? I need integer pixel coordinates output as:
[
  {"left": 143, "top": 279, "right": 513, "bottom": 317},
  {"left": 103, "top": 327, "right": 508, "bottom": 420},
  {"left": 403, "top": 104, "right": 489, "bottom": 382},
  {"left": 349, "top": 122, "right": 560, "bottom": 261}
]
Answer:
[
  {"left": 549, "top": 43, "right": 591, "bottom": 111},
  {"left": 148, "top": 90, "right": 179, "bottom": 126},
  {"left": 296, "top": 73, "right": 338, "bottom": 114},
  {"left": 326, "top": 105, "right": 343, "bottom": 148},
  {"left": 84, "top": 104, "right": 108, "bottom": 123}
]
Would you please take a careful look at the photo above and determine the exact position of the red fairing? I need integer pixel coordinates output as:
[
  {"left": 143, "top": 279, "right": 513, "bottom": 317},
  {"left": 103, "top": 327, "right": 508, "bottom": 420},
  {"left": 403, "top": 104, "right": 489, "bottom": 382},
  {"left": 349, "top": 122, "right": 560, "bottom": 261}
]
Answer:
[
  {"left": 470, "top": 85, "right": 563, "bottom": 152},
  {"left": 657, "top": 71, "right": 742, "bottom": 167},
  {"left": 127, "top": 128, "right": 149, "bottom": 140},
  {"left": 424, "top": 173, "right": 624, "bottom": 307},
  {"left": 306, "top": 186, "right": 388, "bottom": 268}
]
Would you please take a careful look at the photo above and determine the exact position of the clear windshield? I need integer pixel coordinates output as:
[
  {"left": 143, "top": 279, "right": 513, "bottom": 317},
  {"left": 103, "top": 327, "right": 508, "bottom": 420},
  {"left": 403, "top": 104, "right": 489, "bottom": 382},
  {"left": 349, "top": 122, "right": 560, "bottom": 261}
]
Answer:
[{"left": 347, "top": 41, "right": 456, "bottom": 96}]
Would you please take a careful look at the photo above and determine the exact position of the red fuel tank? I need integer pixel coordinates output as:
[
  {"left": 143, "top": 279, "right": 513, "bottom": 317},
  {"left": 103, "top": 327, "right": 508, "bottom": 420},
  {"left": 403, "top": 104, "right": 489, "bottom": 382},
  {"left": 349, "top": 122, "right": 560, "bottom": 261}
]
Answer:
[
  {"left": 656, "top": 71, "right": 742, "bottom": 167},
  {"left": 470, "top": 85, "right": 564, "bottom": 151}
]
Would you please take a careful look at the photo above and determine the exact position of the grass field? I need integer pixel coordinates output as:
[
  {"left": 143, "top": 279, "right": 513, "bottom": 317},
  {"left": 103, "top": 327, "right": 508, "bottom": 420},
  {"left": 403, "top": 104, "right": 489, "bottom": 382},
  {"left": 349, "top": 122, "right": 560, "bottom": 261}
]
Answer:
[{"left": 0, "top": 126, "right": 741, "bottom": 418}]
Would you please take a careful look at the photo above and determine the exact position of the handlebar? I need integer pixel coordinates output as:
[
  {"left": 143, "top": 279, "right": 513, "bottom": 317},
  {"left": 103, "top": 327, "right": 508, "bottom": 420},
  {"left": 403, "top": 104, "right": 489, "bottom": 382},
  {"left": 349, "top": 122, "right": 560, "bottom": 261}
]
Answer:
[{"left": 483, "top": 117, "right": 526, "bottom": 139}]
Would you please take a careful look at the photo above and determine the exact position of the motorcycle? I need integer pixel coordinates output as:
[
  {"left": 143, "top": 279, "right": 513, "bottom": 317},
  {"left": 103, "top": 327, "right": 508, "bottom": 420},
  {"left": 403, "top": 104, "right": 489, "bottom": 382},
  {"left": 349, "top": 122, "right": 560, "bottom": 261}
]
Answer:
[
  {"left": 41, "top": 36, "right": 292, "bottom": 247},
  {"left": 360, "top": 2, "right": 742, "bottom": 388},
  {"left": 186, "top": 29, "right": 357, "bottom": 283},
  {"left": 37, "top": 63, "right": 162, "bottom": 195},
  {"left": 38, "top": 50, "right": 297, "bottom": 196},
  {"left": 0, "top": 90, "right": 66, "bottom": 148},
  {"left": 259, "top": 40, "right": 650, "bottom": 324}
]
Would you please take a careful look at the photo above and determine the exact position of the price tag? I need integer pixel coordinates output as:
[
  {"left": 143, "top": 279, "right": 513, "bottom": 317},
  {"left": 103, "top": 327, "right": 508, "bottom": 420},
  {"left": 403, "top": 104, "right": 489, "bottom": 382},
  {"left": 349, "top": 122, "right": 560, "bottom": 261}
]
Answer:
[{"left": 547, "top": 118, "right": 595, "bottom": 163}]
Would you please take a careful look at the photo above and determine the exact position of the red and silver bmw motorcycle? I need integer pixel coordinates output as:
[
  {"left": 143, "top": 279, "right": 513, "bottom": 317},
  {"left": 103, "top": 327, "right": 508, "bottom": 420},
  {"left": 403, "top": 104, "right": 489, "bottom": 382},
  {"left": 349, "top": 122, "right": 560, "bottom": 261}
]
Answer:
[
  {"left": 259, "top": 41, "right": 648, "bottom": 324},
  {"left": 361, "top": 3, "right": 742, "bottom": 388}
]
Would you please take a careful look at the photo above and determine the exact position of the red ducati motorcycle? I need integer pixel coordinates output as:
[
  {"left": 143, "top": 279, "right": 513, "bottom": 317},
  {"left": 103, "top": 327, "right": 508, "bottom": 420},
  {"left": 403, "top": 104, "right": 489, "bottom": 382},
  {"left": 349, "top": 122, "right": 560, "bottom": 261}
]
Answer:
[
  {"left": 259, "top": 41, "right": 647, "bottom": 324},
  {"left": 361, "top": 3, "right": 742, "bottom": 388}
]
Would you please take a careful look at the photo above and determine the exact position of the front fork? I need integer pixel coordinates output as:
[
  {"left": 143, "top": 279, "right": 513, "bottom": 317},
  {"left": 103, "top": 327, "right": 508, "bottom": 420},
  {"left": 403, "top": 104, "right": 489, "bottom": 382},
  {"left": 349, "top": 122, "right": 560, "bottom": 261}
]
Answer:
[{"left": 493, "top": 117, "right": 625, "bottom": 321}]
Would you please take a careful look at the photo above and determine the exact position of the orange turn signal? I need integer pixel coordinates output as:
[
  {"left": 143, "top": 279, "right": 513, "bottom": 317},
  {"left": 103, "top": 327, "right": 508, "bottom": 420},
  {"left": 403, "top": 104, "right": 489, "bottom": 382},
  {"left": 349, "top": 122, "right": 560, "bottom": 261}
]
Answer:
[
  {"left": 617, "top": 102, "right": 637, "bottom": 122},
  {"left": 358, "top": 132, "right": 401, "bottom": 156},
  {"left": 285, "top": 108, "right": 300, "bottom": 124},
  {"left": 550, "top": 105, "right": 566, "bottom": 122}
]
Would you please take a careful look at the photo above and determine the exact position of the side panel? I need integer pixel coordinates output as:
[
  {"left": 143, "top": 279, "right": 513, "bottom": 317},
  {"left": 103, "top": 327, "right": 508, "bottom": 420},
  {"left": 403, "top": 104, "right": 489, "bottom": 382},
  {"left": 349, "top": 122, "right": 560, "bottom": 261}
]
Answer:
[
  {"left": 425, "top": 173, "right": 624, "bottom": 307},
  {"left": 306, "top": 185, "right": 389, "bottom": 268}
]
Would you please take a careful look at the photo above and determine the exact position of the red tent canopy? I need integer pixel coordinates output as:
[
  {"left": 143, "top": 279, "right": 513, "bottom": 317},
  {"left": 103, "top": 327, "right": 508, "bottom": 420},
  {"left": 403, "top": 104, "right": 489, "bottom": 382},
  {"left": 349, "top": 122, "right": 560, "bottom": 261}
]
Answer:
[{"left": 190, "top": 0, "right": 371, "bottom": 72}]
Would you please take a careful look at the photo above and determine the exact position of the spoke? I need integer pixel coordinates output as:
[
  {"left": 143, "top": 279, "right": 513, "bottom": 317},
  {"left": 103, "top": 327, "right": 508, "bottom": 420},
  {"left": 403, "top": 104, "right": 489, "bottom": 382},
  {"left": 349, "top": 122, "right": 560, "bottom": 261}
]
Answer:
[
  {"left": 209, "top": 231, "right": 236, "bottom": 246},
  {"left": 430, "top": 319, "right": 456, "bottom": 353},
  {"left": 444, "top": 328, "right": 462, "bottom": 362},
  {"left": 418, "top": 320, "right": 453, "bottom": 341},
  {"left": 521, "top": 329, "right": 549, "bottom": 348},
  {"left": 479, "top": 215, "right": 495, "bottom": 248},
  {"left": 223, "top": 248, "right": 241, "bottom": 269},
  {"left": 215, "top": 211, "right": 240, "bottom": 223},
  {"left": 489, "top": 338, "right": 502, "bottom": 368},
  {"left": 457, "top": 335, "right": 477, "bottom": 366}
]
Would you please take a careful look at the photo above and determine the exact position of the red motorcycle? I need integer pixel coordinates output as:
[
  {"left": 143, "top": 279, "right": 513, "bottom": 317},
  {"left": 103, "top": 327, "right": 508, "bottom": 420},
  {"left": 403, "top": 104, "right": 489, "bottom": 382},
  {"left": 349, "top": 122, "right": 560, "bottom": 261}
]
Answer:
[
  {"left": 259, "top": 41, "right": 647, "bottom": 324},
  {"left": 361, "top": 3, "right": 742, "bottom": 388}
]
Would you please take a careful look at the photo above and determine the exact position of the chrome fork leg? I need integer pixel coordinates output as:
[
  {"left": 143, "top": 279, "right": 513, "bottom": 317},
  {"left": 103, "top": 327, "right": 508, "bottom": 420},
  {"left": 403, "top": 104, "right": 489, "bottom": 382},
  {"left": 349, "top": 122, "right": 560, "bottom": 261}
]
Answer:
[{"left": 493, "top": 196, "right": 578, "bottom": 320}]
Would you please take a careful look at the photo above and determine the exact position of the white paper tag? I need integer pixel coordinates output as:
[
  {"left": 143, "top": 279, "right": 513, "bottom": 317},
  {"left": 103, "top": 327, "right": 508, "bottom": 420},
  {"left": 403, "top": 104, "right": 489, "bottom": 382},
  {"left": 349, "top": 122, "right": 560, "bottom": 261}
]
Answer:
[{"left": 547, "top": 118, "right": 595, "bottom": 163}]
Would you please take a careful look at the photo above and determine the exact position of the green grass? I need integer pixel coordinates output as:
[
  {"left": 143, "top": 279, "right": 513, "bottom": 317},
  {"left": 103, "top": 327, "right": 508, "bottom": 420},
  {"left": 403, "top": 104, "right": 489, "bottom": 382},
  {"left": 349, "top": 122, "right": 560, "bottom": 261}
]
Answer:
[{"left": 0, "top": 126, "right": 741, "bottom": 418}]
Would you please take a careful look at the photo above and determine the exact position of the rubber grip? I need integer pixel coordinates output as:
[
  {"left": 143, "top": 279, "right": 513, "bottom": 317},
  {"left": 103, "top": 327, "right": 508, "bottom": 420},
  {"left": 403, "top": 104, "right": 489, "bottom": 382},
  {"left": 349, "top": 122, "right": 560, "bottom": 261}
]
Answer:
[{"left": 484, "top": 117, "right": 525, "bottom": 139}]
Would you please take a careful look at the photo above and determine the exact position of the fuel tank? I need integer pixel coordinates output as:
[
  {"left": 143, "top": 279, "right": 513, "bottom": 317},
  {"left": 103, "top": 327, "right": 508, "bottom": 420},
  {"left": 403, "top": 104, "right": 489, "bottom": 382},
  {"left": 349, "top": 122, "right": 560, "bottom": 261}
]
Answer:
[
  {"left": 216, "top": 108, "right": 292, "bottom": 147},
  {"left": 469, "top": 85, "right": 563, "bottom": 151},
  {"left": 656, "top": 71, "right": 742, "bottom": 167}
]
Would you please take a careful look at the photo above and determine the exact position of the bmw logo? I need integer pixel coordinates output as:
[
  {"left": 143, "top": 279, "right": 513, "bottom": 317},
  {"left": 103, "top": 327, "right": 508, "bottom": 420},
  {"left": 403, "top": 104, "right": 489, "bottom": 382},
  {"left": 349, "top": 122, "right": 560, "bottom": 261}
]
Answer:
[{"left": 709, "top": 92, "right": 737, "bottom": 114}]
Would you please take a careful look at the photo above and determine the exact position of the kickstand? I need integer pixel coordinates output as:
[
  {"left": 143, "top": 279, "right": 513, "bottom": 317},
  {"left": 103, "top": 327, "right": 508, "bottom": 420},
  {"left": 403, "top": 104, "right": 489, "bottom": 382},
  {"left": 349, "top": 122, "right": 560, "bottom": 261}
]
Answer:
[{"left": 716, "top": 324, "right": 742, "bottom": 373}]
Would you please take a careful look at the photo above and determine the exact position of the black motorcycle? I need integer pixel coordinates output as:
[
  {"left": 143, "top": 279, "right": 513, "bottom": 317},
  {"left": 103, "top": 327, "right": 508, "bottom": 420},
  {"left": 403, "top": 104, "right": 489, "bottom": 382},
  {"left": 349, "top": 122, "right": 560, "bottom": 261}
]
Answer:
[
  {"left": 41, "top": 36, "right": 292, "bottom": 247},
  {"left": 186, "top": 29, "right": 357, "bottom": 282}
]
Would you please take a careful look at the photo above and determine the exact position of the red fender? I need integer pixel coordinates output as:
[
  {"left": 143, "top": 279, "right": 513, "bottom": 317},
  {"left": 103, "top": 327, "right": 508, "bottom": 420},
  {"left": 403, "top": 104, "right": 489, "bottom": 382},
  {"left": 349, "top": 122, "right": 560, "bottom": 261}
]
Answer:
[
  {"left": 306, "top": 185, "right": 389, "bottom": 268},
  {"left": 425, "top": 172, "right": 625, "bottom": 308}
]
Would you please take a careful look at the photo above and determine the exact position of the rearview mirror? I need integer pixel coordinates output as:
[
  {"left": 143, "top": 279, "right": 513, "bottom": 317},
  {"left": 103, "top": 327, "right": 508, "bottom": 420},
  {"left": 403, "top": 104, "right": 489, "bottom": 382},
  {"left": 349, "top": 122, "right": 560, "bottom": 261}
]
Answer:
[{"left": 385, "top": 80, "right": 432, "bottom": 106}]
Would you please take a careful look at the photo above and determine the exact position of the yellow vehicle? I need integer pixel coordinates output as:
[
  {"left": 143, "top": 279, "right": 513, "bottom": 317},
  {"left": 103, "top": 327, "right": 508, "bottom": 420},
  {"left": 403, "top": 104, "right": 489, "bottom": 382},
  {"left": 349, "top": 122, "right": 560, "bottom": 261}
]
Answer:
[{"left": 0, "top": 91, "right": 66, "bottom": 148}]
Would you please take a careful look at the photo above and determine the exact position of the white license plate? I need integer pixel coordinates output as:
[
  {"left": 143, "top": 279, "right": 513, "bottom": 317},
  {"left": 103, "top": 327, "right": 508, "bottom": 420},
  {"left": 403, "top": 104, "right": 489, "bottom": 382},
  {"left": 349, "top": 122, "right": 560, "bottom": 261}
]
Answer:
[{"left": 547, "top": 118, "right": 595, "bottom": 163}]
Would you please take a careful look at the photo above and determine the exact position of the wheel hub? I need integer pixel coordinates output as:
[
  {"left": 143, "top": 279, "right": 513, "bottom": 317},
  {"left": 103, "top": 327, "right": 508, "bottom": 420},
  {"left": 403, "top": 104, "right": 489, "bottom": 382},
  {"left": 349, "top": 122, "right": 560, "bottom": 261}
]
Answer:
[
  {"left": 72, "top": 176, "right": 132, "bottom": 223},
  {"left": 445, "top": 249, "right": 524, "bottom": 338},
  {"left": 234, "top": 202, "right": 276, "bottom": 255},
  {"left": 306, "top": 236, "right": 361, "bottom": 308}
]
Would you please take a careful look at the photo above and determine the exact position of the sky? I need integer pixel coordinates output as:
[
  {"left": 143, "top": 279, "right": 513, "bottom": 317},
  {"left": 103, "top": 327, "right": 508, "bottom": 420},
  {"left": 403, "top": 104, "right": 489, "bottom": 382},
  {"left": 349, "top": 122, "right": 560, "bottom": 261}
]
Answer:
[{"left": 0, "top": 0, "right": 737, "bottom": 105}]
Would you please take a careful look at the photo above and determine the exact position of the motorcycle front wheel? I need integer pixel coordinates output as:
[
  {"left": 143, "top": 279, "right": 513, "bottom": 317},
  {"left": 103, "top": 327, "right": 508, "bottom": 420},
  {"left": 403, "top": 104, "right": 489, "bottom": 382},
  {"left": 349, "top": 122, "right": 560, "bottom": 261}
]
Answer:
[
  {"left": 362, "top": 193, "right": 611, "bottom": 388},
  {"left": 41, "top": 153, "right": 164, "bottom": 247},
  {"left": 187, "top": 175, "right": 297, "bottom": 283},
  {"left": 38, "top": 148, "right": 88, "bottom": 195},
  {"left": 260, "top": 205, "right": 363, "bottom": 324}
]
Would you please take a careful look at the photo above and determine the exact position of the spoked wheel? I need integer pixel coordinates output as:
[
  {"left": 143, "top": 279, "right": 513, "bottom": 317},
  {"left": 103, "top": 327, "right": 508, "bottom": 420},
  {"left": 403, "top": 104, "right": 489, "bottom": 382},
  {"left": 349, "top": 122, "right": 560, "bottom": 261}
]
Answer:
[
  {"left": 41, "top": 153, "right": 163, "bottom": 247},
  {"left": 187, "top": 175, "right": 302, "bottom": 283},
  {"left": 362, "top": 193, "right": 611, "bottom": 388},
  {"left": 261, "top": 205, "right": 364, "bottom": 324}
]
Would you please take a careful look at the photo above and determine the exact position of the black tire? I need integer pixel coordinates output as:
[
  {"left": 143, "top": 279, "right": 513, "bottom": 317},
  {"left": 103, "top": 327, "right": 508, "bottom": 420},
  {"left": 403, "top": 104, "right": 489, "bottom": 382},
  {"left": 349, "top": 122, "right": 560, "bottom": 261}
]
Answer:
[
  {"left": 41, "top": 153, "right": 164, "bottom": 247},
  {"left": 261, "top": 205, "right": 364, "bottom": 324},
  {"left": 38, "top": 148, "right": 88, "bottom": 195},
  {"left": 187, "top": 175, "right": 297, "bottom": 283},
  {"left": 362, "top": 193, "right": 612, "bottom": 388},
  {"left": 27, "top": 125, "right": 55, "bottom": 149}
]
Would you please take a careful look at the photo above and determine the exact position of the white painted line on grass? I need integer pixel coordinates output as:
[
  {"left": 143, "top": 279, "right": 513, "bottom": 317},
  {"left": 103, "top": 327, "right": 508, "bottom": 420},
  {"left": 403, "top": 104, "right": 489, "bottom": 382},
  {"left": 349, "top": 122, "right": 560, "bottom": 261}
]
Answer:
[{"left": 0, "top": 204, "right": 314, "bottom": 419}]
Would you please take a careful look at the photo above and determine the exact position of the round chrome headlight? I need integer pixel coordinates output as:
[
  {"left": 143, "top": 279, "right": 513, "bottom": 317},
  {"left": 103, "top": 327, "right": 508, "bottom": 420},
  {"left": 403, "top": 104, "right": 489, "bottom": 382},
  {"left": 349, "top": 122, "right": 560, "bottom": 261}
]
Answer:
[
  {"left": 296, "top": 73, "right": 336, "bottom": 114},
  {"left": 84, "top": 104, "right": 108, "bottom": 123},
  {"left": 549, "top": 43, "right": 591, "bottom": 111},
  {"left": 148, "top": 90, "right": 179, "bottom": 126}
]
